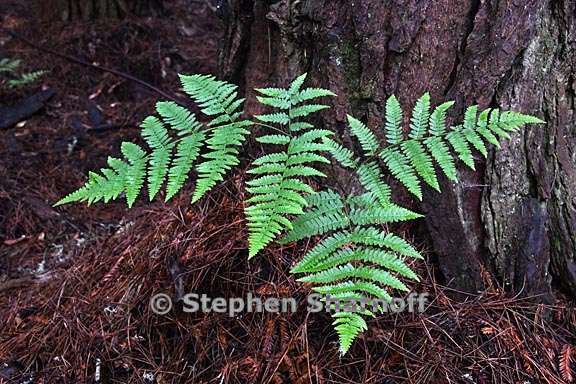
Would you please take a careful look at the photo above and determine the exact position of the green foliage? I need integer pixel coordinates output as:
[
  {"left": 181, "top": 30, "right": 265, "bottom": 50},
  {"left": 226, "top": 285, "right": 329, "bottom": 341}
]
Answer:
[
  {"left": 0, "top": 57, "right": 47, "bottom": 90},
  {"left": 55, "top": 71, "right": 545, "bottom": 356},
  {"left": 56, "top": 142, "right": 147, "bottom": 208},
  {"left": 286, "top": 192, "right": 422, "bottom": 354},
  {"left": 245, "top": 73, "right": 336, "bottom": 258},
  {"left": 331, "top": 94, "right": 545, "bottom": 200},
  {"left": 179, "top": 74, "right": 252, "bottom": 202},
  {"left": 288, "top": 93, "right": 544, "bottom": 354},
  {"left": 56, "top": 74, "right": 250, "bottom": 207}
]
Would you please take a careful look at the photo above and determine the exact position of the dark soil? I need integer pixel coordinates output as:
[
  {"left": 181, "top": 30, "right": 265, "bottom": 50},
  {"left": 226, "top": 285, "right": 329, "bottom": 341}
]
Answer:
[{"left": 0, "top": 1, "right": 575, "bottom": 383}]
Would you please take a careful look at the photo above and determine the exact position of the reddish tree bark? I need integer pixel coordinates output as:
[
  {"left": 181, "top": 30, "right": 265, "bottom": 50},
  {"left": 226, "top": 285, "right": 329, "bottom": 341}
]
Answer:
[{"left": 219, "top": 0, "right": 576, "bottom": 300}]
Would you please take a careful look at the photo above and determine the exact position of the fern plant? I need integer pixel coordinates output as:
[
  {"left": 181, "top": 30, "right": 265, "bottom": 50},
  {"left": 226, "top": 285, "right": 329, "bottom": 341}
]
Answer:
[
  {"left": 54, "top": 71, "right": 545, "bottom": 356},
  {"left": 56, "top": 74, "right": 251, "bottom": 207},
  {"left": 287, "top": 94, "right": 544, "bottom": 354},
  {"left": 0, "top": 57, "right": 47, "bottom": 90},
  {"left": 245, "top": 73, "right": 336, "bottom": 257}
]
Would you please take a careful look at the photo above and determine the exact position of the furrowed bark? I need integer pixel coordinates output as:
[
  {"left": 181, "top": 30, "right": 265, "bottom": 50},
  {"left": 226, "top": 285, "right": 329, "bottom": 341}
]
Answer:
[{"left": 219, "top": 0, "right": 575, "bottom": 299}]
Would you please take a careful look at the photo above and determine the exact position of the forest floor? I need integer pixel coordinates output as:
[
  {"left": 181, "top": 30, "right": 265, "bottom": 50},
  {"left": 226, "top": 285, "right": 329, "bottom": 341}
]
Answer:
[{"left": 0, "top": 1, "right": 575, "bottom": 383}]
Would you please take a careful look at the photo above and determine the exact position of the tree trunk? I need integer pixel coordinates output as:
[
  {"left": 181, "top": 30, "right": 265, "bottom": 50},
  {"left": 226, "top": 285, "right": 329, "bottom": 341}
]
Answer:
[
  {"left": 36, "top": 0, "right": 164, "bottom": 21},
  {"left": 219, "top": 0, "right": 576, "bottom": 300}
]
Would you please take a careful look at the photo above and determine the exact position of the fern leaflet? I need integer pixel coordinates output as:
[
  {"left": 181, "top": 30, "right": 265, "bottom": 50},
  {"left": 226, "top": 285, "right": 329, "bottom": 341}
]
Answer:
[{"left": 179, "top": 74, "right": 252, "bottom": 202}]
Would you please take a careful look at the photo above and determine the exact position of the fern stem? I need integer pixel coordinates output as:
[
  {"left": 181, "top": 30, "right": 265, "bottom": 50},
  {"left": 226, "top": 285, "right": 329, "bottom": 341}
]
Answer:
[{"left": 251, "top": 121, "right": 289, "bottom": 135}]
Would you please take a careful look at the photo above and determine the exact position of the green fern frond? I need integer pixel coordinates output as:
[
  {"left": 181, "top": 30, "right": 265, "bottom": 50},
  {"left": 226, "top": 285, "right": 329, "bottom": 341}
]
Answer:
[
  {"left": 156, "top": 101, "right": 202, "bottom": 134},
  {"left": 380, "top": 147, "right": 422, "bottom": 199},
  {"left": 332, "top": 312, "right": 369, "bottom": 354},
  {"left": 463, "top": 105, "right": 478, "bottom": 130},
  {"left": 0, "top": 58, "right": 21, "bottom": 73},
  {"left": 288, "top": 188, "right": 422, "bottom": 354},
  {"left": 55, "top": 143, "right": 147, "bottom": 208},
  {"left": 290, "top": 104, "right": 330, "bottom": 119},
  {"left": 499, "top": 111, "right": 545, "bottom": 130},
  {"left": 255, "top": 113, "right": 290, "bottom": 125},
  {"left": 322, "top": 138, "right": 358, "bottom": 168},
  {"left": 289, "top": 95, "right": 543, "bottom": 354},
  {"left": 121, "top": 142, "right": 147, "bottom": 207},
  {"left": 356, "top": 162, "right": 391, "bottom": 206},
  {"left": 290, "top": 122, "right": 315, "bottom": 131},
  {"left": 1, "top": 57, "right": 47, "bottom": 89},
  {"left": 446, "top": 128, "right": 475, "bottom": 170},
  {"left": 152, "top": 101, "right": 206, "bottom": 201},
  {"left": 288, "top": 73, "right": 308, "bottom": 95},
  {"left": 464, "top": 126, "right": 487, "bottom": 158},
  {"left": 166, "top": 131, "right": 205, "bottom": 200},
  {"left": 296, "top": 88, "right": 337, "bottom": 103},
  {"left": 255, "top": 87, "right": 289, "bottom": 98},
  {"left": 476, "top": 109, "right": 500, "bottom": 148},
  {"left": 401, "top": 140, "right": 439, "bottom": 191},
  {"left": 256, "top": 95, "right": 292, "bottom": 109},
  {"left": 246, "top": 74, "right": 335, "bottom": 257},
  {"left": 488, "top": 109, "right": 510, "bottom": 140},
  {"left": 348, "top": 204, "right": 422, "bottom": 225},
  {"left": 326, "top": 95, "right": 544, "bottom": 202},
  {"left": 429, "top": 101, "right": 454, "bottom": 136},
  {"left": 6, "top": 71, "right": 47, "bottom": 89},
  {"left": 179, "top": 74, "right": 251, "bottom": 203},
  {"left": 424, "top": 136, "right": 456, "bottom": 181},
  {"left": 54, "top": 75, "right": 546, "bottom": 358},
  {"left": 281, "top": 190, "right": 349, "bottom": 243},
  {"left": 57, "top": 74, "right": 248, "bottom": 207},
  {"left": 384, "top": 95, "right": 403, "bottom": 145},
  {"left": 141, "top": 116, "right": 175, "bottom": 200}
]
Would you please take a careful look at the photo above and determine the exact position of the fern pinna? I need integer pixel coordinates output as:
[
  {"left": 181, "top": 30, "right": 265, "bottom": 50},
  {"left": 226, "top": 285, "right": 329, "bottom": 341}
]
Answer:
[
  {"left": 56, "top": 74, "right": 251, "bottom": 207},
  {"left": 289, "top": 95, "right": 544, "bottom": 354},
  {"left": 284, "top": 191, "right": 423, "bottom": 354},
  {"left": 245, "top": 73, "right": 335, "bottom": 257}
]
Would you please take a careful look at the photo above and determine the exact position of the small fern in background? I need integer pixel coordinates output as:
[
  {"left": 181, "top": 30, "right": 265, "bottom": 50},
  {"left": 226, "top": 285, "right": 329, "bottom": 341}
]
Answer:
[
  {"left": 0, "top": 57, "right": 47, "bottom": 90},
  {"left": 56, "top": 74, "right": 251, "bottom": 207},
  {"left": 245, "top": 73, "right": 335, "bottom": 257},
  {"left": 288, "top": 94, "right": 544, "bottom": 354}
]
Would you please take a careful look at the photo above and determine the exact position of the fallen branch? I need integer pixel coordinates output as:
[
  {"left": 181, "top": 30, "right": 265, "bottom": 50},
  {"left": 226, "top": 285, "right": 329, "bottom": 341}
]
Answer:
[{"left": 0, "top": 88, "right": 55, "bottom": 129}]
